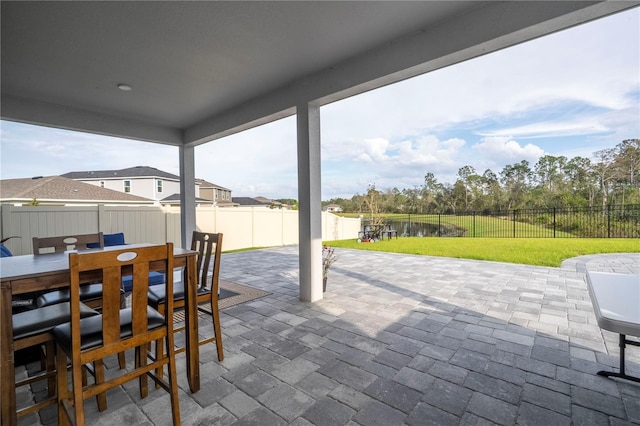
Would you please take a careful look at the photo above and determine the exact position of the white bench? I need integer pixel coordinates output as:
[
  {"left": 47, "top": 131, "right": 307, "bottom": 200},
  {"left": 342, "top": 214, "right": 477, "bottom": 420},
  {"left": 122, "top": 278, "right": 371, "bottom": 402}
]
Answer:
[{"left": 586, "top": 271, "right": 640, "bottom": 382}]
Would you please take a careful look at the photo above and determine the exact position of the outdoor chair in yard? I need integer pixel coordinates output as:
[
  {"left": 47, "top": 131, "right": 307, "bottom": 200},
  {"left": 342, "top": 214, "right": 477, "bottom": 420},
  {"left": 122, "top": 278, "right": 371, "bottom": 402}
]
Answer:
[
  {"left": 148, "top": 231, "right": 224, "bottom": 370},
  {"left": 53, "top": 243, "right": 181, "bottom": 426}
]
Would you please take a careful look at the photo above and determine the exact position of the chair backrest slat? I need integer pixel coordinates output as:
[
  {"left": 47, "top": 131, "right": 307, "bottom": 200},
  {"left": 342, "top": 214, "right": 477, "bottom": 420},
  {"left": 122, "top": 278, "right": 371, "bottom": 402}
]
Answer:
[
  {"left": 131, "top": 261, "right": 151, "bottom": 334},
  {"left": 33, "top": 232, "right": 104, "bottom": 255},
  {"left": 191, "top": 231, "right": 222, "bottom": 293},
  {"left": 101, "top": 265, "right": 123, "bottom": 344}
]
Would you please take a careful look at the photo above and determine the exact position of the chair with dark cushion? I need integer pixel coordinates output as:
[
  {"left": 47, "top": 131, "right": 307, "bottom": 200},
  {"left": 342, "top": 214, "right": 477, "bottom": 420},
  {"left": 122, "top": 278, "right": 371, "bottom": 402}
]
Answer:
[
  {"left": 90, "top": 233, "right": 165, "bottom": 300},
  {"left": 34, "top": 233, "right": 105, "bottom": 310},
  {"left": 148, "top": 231, "right": 224, "bottom": 365},
  {"left": 13, "top": 302, "right": 99, "bottom": 418},
  {"left": 53, "top": 243, "right": 180, "bottom": 425}
]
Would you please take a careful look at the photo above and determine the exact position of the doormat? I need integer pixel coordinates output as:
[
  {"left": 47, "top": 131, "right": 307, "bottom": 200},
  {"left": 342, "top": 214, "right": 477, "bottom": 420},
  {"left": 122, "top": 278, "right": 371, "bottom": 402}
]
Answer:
[
  {"left": 173, "top": 280, "right": 270, "bottom": 322},
  {"left": 217, "top": 280, "right": 271, "bottom": 310}
]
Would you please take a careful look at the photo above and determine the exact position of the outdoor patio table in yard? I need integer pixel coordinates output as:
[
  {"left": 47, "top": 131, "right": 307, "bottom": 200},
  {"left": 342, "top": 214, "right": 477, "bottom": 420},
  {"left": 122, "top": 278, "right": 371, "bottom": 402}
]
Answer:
[
  {"left": 586, "top": 271, "right": 640, "bottom": 383},
  {"left": 0, "top": 243, "right": 200, "bottom": 426}
]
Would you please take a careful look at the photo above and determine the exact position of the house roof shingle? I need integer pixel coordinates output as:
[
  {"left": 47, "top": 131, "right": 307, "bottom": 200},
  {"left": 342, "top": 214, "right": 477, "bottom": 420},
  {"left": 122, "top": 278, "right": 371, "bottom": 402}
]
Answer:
[
  {"left": 160, "top": 193, "right": 212, "bottom": 204},
  {"left": 232, "top": 197, "right": 270, "bottom": 206},
  {"left": 195, "top": 179, "right": 230, "bottom": 191},
  {"left": 0, "top": 176, "right": 153, "bottom": 203},
  {"left": 62, "top": 166, "right": 180, "bottom": 181}
]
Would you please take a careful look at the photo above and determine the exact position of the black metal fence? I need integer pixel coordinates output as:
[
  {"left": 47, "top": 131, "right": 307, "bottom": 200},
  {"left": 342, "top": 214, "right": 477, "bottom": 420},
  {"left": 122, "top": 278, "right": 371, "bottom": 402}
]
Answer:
[{"left": 378, "top": 204, "right": 640, "bottom": 238}]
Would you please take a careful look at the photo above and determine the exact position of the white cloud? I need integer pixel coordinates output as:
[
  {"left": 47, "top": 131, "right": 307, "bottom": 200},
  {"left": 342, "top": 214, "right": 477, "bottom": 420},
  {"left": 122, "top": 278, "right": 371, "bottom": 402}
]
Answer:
[
  {"left": 322, "top": 8, "right": 639, "bottom": 145},
  {"left": 394, "top": 136, "right": 465, "bottom": 168},
  {"left": 473, "top": 137, "right": 545, "bottom": 165},
  {"left": 321, "top": 134, "right": 470, "bottom": 197},
  {"left": 478, "top": 118, "right": 610, "bottom": 140}
]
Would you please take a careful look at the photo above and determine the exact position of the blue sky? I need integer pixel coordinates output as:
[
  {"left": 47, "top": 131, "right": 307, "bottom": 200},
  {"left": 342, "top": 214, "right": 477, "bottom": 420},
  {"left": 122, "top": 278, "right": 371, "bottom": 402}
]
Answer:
[{"left": 1, "top": 8, "right": 638, "bottom": 201}]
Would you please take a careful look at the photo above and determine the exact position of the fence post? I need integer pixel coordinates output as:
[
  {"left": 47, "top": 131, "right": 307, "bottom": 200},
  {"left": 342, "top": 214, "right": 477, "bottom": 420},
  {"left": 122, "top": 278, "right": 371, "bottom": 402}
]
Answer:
[
  {"left": 408, "top": 214, "right": 411, "bottom": 237},
  {"left": 607, "top": 204, "right": 611, "bottom": 238},
  {"left": 1, "top": 203, "right": 12, "bottom": 241},
  {"left": 438, "top": 214, "right": 441, "bottom": 237},
  {"left": 513, "top": 210, "right": 517, "bottom": 238},
  {"left": 553, "top": 207, "right": 556, "bottom": 238},
  {"left": 97, "top": 204, "right": 106, "bottom": 233},
  {"left": 473, "top": 211, "right": 476, "bottom": 238}
]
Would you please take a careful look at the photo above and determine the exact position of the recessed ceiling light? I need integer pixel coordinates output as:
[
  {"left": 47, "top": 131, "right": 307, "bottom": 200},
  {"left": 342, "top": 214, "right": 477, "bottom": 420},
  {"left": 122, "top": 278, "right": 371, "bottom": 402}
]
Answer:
[{"left": 117, "top": 83, "right": 132, "bottom": 91}]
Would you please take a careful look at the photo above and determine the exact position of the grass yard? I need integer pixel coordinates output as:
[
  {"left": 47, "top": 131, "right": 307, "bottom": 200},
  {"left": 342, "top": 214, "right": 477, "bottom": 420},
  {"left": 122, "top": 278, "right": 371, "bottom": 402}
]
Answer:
[{"left": 325, "top": 237, "right": 640, "bottom": 267}]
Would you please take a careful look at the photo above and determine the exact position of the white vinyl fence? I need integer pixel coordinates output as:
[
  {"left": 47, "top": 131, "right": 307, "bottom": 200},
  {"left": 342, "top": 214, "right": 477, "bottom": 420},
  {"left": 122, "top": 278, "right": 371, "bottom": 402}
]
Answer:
[{"left": 0, "top": 204, "right": 360, "bottom": 255}]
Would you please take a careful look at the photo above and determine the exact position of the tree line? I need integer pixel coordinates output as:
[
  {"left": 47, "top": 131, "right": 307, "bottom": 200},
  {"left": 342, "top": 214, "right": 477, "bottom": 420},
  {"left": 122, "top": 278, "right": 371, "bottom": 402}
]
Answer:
[{"left": 324, "top": 139, "right": 640, "bottom": 214}]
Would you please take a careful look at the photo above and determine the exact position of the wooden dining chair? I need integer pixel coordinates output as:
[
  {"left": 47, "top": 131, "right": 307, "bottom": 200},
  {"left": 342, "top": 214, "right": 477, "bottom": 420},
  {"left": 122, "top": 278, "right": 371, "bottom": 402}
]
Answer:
[
  {"left": 13, "top": 302, "right": 100, "bottom": 418},
  {"left": 148, "top": 232, "right": 224, "bottom": 369},
  {"left": 34, "top": 233, "right": 105, "bottom": 309},
  {"left": 53, "top": 243, "right": 181, "bottom": 426},
  {"left": 32, "top": 232, "right": 105, "bottom": 255}
]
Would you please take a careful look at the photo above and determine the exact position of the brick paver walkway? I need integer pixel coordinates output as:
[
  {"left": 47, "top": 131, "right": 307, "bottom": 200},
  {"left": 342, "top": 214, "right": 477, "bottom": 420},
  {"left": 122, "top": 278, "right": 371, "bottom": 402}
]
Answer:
[{"left": 18, "top": 249, "right": 640, "bottom": 425}]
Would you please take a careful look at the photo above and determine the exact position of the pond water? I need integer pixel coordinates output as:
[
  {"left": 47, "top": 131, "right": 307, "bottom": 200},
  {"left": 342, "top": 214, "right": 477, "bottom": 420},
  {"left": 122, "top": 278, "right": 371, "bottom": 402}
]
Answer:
[{"left": 386, "top": 220, "right": 467, "bottom": 237}]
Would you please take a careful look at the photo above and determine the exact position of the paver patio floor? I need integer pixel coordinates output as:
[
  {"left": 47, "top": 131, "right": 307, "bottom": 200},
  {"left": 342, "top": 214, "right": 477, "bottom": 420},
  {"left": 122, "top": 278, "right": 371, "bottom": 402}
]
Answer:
[{"left": 18, "top": 248, "right": 640, "bottom": 425}]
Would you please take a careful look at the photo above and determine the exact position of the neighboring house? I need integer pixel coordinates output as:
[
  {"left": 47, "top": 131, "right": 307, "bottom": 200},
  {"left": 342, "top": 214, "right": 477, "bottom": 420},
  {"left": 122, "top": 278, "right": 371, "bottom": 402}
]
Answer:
[
  {"left": 325, "top": 204, "right": 343, "bottom": 213},
  {"left": 62, "top": 166, "right": 181, "bottom": 203},
  {"left": 232, "top": 197, "right": 271, "bottom": 208},
  {"left": 195, "top": 179, "right": 235, "bottom": 207},
  {"left": 255, "top": 196, "right": 280, "bottom": 209},
  {"left": 0, "top": 176, "right": 154, "bottom": 206},
  {"left": 62, "top": 166, "right": 235, "bottom": 206},
  {"left": 253, "top": 196, "right": 294, "bottom": 209},
  {"left": 159, "top": 193, "right": 215, "bottom": 206}
]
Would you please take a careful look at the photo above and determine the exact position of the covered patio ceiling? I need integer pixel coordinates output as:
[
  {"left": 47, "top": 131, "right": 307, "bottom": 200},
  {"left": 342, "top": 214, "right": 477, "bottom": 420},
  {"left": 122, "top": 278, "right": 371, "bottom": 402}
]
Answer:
[
  {"left": 2, "top": 1, "right": 635, "bottom": 146},
  {"left": 1, "top": 1, "right": 637, "bottom": 302}
]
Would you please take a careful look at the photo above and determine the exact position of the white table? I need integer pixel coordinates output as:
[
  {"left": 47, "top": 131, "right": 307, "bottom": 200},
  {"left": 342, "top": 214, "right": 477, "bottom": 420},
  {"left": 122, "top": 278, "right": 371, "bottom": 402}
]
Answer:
[{"left": 586, "top": 271, "right": 640, "bottom": 383}]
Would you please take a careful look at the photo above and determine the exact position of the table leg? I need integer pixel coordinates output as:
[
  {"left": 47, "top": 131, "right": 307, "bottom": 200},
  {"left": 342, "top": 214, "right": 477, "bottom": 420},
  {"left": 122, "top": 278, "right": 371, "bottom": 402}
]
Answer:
[
  {"left": 597, "top": 334, "right": 640, "bottom": 383},
  {"left": 183, "top": 255, "right": 200, "bottom": 393},
  {"left": 1, "top": 283, "right": 17, "bottom": 425}
]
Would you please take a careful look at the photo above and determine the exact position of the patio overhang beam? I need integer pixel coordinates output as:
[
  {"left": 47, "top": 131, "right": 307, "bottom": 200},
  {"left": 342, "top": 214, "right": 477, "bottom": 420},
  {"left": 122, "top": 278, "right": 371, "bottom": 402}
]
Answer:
[
  {"left": 1, "top": 95, "right": 183, "bottom": 146},
  {"left": 2, "top": 2, "right": 633, "bottom": 148},
  {"left": 184, "top": 1, "right": 634, "bottom": 146}
]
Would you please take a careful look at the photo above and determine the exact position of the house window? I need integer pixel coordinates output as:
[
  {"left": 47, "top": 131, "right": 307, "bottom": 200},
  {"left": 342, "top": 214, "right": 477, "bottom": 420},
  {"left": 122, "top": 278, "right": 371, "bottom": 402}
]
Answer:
[
  {"left": 100, "top": 181, "right": 105, "bottom": 188},
  {"left": 124, "top": 180, "right": 131, "bottom": 193},
  {"left": 156, "top": 179, "right": 163, "bottom": 193}
]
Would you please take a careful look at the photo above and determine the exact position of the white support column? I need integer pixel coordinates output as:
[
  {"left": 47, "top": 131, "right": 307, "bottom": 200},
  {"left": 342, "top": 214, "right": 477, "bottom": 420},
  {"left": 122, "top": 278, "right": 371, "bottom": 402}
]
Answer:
[
  {"left": 179, "top": 144, "right": 197, "bottom": 249},
  {"left": 297, "top": 102, "right": 323, "bottom": 302}
]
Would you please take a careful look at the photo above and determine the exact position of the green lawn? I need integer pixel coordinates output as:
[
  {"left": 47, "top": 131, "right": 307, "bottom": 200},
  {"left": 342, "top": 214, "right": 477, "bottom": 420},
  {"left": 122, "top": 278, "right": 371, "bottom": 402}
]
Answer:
[{"left": 324, "top": 237, "right": 640, "bottom": 267}]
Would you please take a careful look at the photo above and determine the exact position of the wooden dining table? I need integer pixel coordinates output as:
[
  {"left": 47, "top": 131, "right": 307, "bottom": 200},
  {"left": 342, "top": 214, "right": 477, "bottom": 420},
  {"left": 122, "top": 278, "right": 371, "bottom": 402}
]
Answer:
[{"left": 0, "top": 243, "right": 201, "bottom": 426}]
